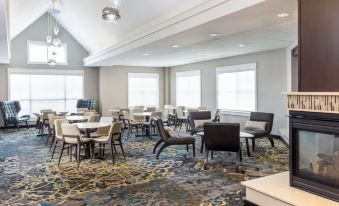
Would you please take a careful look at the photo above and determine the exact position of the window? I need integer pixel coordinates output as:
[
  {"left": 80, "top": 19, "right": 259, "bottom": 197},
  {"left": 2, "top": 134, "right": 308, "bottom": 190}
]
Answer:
[
  {"left": 176, "top": 70, "right": 201, "bottom": 107},
  {"left": 27, "top": 41, "right": 67, "bottom": 65},
  {"left": 8, "top": 69, "right": 84, "bottom": 115},
  {"left": 128, "top": 73, "right": 159, "bottom": 107},
  {"left": 216, "top": 63, "right": 256, "bottom": 113}
]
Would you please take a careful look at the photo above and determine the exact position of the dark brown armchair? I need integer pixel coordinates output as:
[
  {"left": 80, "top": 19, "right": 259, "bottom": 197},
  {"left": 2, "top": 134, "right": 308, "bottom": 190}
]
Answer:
[
  {"left": 153, "top": 117, "right": 195, "bottom": 159},
  {"left": 241, "top": 112, "right": 274, "bottom": 156},
  {"left": 203, "top": 122, "right": 241, "bottom": 170},
  {"left": 189, "top": 111, "right": 212, "bottom": 135}
]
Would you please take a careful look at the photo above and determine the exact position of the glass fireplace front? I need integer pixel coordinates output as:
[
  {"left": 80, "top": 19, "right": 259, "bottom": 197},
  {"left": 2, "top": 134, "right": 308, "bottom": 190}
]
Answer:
[{"left": 290, "top": 111, "right": 339, "bottom": 202}]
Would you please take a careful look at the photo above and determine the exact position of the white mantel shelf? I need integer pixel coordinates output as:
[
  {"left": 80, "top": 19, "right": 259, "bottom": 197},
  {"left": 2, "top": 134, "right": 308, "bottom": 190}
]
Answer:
[{"left": 241, "top": 172, "right": 339, "bottom": 206}]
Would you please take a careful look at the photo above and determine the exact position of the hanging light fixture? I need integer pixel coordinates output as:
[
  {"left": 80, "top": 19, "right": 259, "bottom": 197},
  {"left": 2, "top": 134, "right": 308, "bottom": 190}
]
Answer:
[
  {"left": 46, "top": 0, "right": 62, "bottom": 66},
  {"left": 102, "top": 0, "right": 122, "bottom": 23}
]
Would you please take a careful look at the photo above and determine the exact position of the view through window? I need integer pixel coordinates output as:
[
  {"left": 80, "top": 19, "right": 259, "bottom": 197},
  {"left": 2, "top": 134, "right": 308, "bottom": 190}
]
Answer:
[
  {"left": 128, "top": 73, "right": 159, "bottom": 107},
  {"left": 176, "top": 70, "right": 201, "bottom": 107}
]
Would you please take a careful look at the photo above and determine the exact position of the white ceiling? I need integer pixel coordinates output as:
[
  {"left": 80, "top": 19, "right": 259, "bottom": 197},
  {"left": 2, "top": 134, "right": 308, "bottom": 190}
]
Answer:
[
  {"left": 8, "top": 0, "right": 209, "bottom": 54},
  {"left": 4, "top": 0, "right": 298, "bottom": 67},
  {"left": 91, "top": 0, "right": 298, "bottom": 67}
]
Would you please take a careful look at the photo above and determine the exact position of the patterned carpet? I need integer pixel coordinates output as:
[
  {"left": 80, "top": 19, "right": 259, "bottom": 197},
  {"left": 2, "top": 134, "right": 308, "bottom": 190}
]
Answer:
[{"left": 0, "top": 128, "right": 289, "bottom": 206}]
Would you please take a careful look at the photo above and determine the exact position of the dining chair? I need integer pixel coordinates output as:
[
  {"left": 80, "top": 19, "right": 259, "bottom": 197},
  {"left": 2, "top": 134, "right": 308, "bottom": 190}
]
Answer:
[
  {"left": 143, "top": 112, "right": 162, "bottom": 137},
  {"left": 122, "top": 111, "right": 143, "bottom": 137},
  {"left": 83, "top": 111, "right": 96, "bottom": 117},
  {"left": 198, "top": 106, "right": 208, "bottom": 110},
  {"left": 59, "top": 124, "right": 92, "bottom": 168},
  {"left": 46, "top": 113, "right": 66, "bottom": 147},
  {"left": 130, "top": 108, "right": 144, "bottom": 122},
  {"left": 40, "top": 111, "right": 56, "bottom": 136},
  {"left": 91, "top": 117, "right": 113, "bottom": 138},
  {"left": 51, "top": 119, "right": 69, "bottom": 159},
  {"left": 91, "top": 121, "right": 125, "bottom": 164},
  {"left": 174, "top": 106, "right": 188, "bottom": 131},
  {"left": 146, "top": 107, "right": 156, "bottom": 112},
  {"left": 87, "top": 114, "right": 100, "bottom": 122}
]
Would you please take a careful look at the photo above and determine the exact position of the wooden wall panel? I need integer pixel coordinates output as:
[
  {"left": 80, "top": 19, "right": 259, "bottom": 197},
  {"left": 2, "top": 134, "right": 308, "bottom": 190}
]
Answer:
[{"left": 299, "top": 0, "right": 339, "bottom": 91}]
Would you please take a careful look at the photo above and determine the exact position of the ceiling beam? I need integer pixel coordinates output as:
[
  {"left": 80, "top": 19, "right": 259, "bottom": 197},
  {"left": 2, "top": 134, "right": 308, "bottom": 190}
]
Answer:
[
  {"left": 83, "top": 0, "right": 265, "bottom": 67},
  {"left": 0, "top": 0, "right": 10, "bottom": 64}
]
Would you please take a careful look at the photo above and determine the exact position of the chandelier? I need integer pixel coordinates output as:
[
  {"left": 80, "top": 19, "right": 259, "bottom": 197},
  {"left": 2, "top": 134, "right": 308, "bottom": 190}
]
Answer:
[
  {"left": 46, "top": 0, "right": 61, "bottom": 66},
  {"left": 102, "top": 0, "right": 122, "bottom": 23}
]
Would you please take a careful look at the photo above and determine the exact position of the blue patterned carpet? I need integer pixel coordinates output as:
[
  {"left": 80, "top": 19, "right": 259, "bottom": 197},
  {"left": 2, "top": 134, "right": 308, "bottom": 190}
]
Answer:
[{"left": 0, "top": 128, "right": 288, "bottom": 205}]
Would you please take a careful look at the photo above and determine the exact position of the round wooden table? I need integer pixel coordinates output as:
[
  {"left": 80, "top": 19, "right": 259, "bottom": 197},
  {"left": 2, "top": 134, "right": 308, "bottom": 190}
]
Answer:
[
  {"left": 196, "top": 131, "right": 254, "bottom": 155},
  {"left": 74, "top": 122, "right": 111, "bottom": 137},
  {"left": 66, "top": 115, "right": 89, "bottom": 122}
]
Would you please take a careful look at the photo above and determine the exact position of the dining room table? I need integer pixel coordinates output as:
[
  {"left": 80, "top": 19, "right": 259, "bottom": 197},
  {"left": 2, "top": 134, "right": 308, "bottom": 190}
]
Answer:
[
  {"left": 74, "top": 122, "right": 111, "bottom": 137},
  {"left": 196, "top": 131, "right": 254, "bottom": 156},
  {"left": 66, "top": 115, "right": 89, "bottom": 123}
]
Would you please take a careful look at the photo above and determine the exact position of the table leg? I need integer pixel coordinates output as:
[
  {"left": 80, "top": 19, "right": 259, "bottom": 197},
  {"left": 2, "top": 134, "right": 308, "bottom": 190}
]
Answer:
[
  {"left": 245, "top": 138, "right": 251, "bottom": 156},
  {"left": 85, "top": 129, "right": 91, "bottom": 158},
  {"left": 200, "top": 135, "right": 204, "bottom": 153}
]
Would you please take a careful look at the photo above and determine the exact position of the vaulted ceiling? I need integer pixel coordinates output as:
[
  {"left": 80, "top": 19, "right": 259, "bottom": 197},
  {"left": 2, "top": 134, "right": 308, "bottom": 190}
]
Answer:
[{"left": 2, "top": 0, "right": 298, "bottom": 67}]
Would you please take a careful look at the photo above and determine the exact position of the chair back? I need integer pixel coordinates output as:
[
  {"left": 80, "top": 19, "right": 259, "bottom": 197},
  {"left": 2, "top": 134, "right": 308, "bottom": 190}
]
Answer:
[
  {"left": 189, "top": 111, "right": 212, "bottom": 128},
  {"left": 154, "top": 117, "right": 170, "bottom": 141},
  {"left": 249, "top": 112, "right": 274, "bottom": 134},
  {"left": 55, "top": 119, "right": 69, "bottom": 139},
  {"left": 61, "top": 124, "right": 80, "bottom": 137},
  {"left": 100, "top": 116, "right": 113, "bottom": 123},
  {"left": 77, "top": 99, "right": 95, "bottom": 110},
  {"left": 88, "top": 114, "right": 100, "bottom": 122},
  {"left": 48, "top": 113, "right": 56, "bottom": 128},
  {"left": 198, "top": 107, "right": 208, "bottom": 110},
  {"left": 176, "top": 106, "right": 186, "bottom": 119},
  {"left": 84, "top": 111, "right": 96, "bottom": 117},
  {"left": 40, "top": 109, "right": 52, "bottom": 113},
  {"left": 130, "top": 109, "right": 144, "bottom": 122},
  {"left": 204, "top": 122, "right": 240, "bottom": 152},
  {"left": 146, "top": 107, "right": 156, "bottom": 112},
  {"left": 123, "top": 111, "right": 131, "bottom": 120},
  {"left": 0, "top": 101, "right": 20, "bottom": 123},
  {"left": 109, "top": 121, "right": 124, "bottom": 141},
  {"left": 50, "top": 116, "right": 66, "bottom": 129}
]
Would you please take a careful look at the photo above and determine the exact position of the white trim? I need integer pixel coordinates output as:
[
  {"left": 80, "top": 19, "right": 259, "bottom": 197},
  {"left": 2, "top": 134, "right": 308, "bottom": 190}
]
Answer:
[
  {"left": 216, "top": 63, "right": 257, "bottom": 113},
  {"left": 175, "top": 69, "right": 202, "bottom": 107},
  {"left": 27, "top": 40, "right": 68, "bottom": 65},
  {"left": 127, "top": 72, "right": 160, "bottom": 108}
]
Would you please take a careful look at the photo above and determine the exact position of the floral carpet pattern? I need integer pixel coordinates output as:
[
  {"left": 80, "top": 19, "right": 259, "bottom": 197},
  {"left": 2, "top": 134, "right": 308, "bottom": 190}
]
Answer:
[{"left": 0, "top": 128, "right": 289, "bottom": 205}]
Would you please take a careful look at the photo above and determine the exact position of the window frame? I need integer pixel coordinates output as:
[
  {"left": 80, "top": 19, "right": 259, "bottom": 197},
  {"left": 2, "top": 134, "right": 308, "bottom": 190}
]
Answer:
[
  {"left": 27, "top": 40, "right": 68, "bottom": 65},
  {"left": 175, "top": 70, "right": 202, "bottom": 107},
  {"left": 7, "top": 68, "right": 84, "bottom": 115},
  {"left": 216, "top": 63, "right": 257, "bottom": 116},
  {"left": 127, "top": 72, "right": 160, "bottom": 108}
]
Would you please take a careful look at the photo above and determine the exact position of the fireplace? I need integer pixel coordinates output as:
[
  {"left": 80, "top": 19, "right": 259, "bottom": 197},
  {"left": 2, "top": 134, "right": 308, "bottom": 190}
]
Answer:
[{"left": 290, "top": 111, "right": 339, "bottom": 201}]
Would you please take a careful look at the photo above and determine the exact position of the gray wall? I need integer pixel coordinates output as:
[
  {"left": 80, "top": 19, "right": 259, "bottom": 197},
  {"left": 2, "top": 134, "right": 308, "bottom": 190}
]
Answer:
[
  {"left": 170, "top": 49, "right": 287, "bottom": 135},
  {"left": 99, "top": 66, "right": 165, "bottom": 116},
  {"left": 0, "top": 13, "right": 99, "bottom": 126}
]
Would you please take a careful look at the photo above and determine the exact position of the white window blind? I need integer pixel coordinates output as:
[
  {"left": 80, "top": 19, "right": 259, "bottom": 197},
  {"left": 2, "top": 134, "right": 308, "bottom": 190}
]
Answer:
[
  {"left": 128, "top": 73, "right": 159, "bottom": 107},
  {"left": 216, "top": 63, "right": 257, "bottom": 113},
  {"left": 8, "top": 69, "right": 84, "bottom": 115},
  {"left": 27, "top": 41, "right": 67, "bottom": 65},
  {"left": 176, "top": 70, "right": 201, "bottom": 107}
]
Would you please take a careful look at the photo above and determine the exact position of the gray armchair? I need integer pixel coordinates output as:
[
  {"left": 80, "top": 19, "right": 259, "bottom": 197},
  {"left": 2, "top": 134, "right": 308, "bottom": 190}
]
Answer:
[{"left": 189, "top": 111, "right": 212, "bottom": 135}]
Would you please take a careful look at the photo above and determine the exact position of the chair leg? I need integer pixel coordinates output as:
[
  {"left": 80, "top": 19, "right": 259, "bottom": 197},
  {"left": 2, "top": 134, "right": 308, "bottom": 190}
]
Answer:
[
  {"left": 236, "top": 151, "right": 241, "bottom": 172},
  {"left": 186, "top": 144, "right": 189, "bottom": 152},
  {"left": 200, "top": 135, "right": 204, "bottom": 153},
  {"left": 245, "top": 138, "right": 251, "bottom": 156},
  {"left": 25, "top": 121, "right": 29, "bottom": 129},
  {"left": 77, "top": 143, "right": 80, "bottom": 168},
  {"left": 110, "top": 142, "right": 115, "bottom": 164},
  {"left": 51, "top": 139, "right": 58, "bottom": 159},
  {"left": 156, "top": 143, "right": 169, "bottom": 159},
  {"left": 203, "top": 149, "right": 209, "bottom": 170},
  {"left": 58, "top": 142, "right": 65, "bottom": 166},
  {"left": 252, "top": 139, "right": 256, "bottom": 151},
  {"left": 211, "top": 150, "right": 214, "bottom": 159},
  {"left": 192, "top": 143, "right": 195, "bottom": 157},
  {"left": 153, "top": 139, "right": 163, "bottom": 154},
  {"left": 119, "top": 140, "right": 126, "bottom": 159},
  {"left": 268, "top": 136, "right": 275, "bottom": 147}
]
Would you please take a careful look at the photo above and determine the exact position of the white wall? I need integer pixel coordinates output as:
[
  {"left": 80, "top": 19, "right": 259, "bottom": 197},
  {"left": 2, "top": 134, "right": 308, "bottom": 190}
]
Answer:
[
  {"left": 170, "top": 49, "right": 288, "bottom": 135},
  {"left": 0, "top": 14, "right": 99, "bottom": 126},
  {"left": 99, "top": 66, "right": 165, "bottom": 116}
]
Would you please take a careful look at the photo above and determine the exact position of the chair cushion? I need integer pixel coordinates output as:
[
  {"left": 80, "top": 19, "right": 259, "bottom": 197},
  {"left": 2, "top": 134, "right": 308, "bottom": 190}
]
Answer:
[
  {"left": 242, "top": 129, "right": 266, "bottom": 138},
  {"left": 245, "top": 120, "right": 266, "bottom": 131},
  {"left": 92, "top": 136, "right": 110, "bottom": 142},
  {"left": 194, "top": 119, "right": 212, "bottom": 128},
  {"left": 64, "top": 136, "right": 91, "bottom": 144},
  {"left": 164, "top": 126, "right": 177, "bottom": 137},
  {"left": 167, "top": 135, "right": 195, "bottom": 144}
]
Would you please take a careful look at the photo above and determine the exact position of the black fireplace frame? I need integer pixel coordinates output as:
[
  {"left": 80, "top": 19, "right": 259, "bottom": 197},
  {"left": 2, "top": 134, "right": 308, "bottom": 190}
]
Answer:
[{"left": 289, "top": 111, "right": 339, "bottom": 202}]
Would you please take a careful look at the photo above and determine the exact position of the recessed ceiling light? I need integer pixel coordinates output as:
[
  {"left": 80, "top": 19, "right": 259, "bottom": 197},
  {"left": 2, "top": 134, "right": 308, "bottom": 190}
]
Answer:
[
  {"left": 277, "top": 12, "right": 289, "bottom": 18},
  {"left": 143, "top": 53, "right": 149, "bottom": 56},
  {"left": 239, "top": 44, "right": 246, "bottom": 47},
  {"left": 172, "top": 44, "right": 180, "bottom": 48},
  {"left": 209, "top": 33, "right": 220, "bottom": 37}
]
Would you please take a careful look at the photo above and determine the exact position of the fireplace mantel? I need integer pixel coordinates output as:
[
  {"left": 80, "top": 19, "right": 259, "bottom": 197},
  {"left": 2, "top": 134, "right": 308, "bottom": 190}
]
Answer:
[{"left": 283, "top": 92, "right": 339, "bottom": 114}]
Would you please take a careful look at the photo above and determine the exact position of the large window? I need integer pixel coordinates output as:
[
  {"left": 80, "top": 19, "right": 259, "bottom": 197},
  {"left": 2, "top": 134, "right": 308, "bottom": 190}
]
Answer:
[
  {"left": 8, "top": 69, "right": 84, "bottom": 115},
  {"left": 27, "top": 41, "right": 67, "bottom": 65},
  {"left": 216, "top": 63, "right": 256, "bottom": 113},
  {"left": 128, "top": 73, "right": 159, "bottom": 107},
  {"left": 176, "top": 70, "right": 201, "bottom": 107}
]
